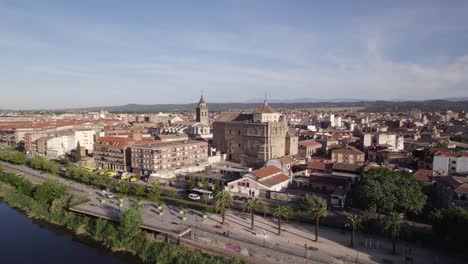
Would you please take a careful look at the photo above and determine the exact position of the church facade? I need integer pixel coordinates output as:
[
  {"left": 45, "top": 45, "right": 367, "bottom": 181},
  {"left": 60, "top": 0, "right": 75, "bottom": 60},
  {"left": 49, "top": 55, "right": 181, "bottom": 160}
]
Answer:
[{"left": 213, "top": 100, "right": 298, "bottom": 168}]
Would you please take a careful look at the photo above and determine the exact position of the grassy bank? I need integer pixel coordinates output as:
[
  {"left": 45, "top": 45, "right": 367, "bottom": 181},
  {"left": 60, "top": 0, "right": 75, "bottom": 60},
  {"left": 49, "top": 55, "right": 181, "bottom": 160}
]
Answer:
[{"left": 0, "top": 169, "right": 241, "bottom": 264}]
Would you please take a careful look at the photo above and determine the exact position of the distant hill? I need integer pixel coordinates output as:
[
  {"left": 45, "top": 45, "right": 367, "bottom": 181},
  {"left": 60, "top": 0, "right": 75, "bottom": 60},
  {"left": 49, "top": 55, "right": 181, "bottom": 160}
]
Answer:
[
  {"left": 3, "top": 98, "right": 468, "bottom": 114},
  {"left": 55, "top": 99, "right": 468, "bottom": 113}
]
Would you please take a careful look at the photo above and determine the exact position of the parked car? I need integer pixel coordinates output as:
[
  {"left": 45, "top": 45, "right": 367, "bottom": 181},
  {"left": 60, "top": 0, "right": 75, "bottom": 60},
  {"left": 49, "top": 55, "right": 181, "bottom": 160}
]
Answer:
[{"left": 188, "top": 193, "right": 201, "bottom": 200}]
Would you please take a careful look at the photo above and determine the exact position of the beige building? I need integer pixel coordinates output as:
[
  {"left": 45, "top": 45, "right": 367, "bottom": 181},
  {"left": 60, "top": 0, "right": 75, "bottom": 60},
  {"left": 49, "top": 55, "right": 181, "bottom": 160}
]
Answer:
[
  {"left": 213, "top": 100, "right": 298, "bottom": 167},
  {"left": 131, "top": 140, "right": 208, "bottom": 176}
]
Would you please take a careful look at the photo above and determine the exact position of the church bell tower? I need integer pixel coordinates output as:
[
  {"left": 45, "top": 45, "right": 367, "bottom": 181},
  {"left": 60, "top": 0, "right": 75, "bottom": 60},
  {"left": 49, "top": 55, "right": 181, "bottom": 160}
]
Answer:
[{"left": 196, "top": 92, "right": 209, "bottom": 125}]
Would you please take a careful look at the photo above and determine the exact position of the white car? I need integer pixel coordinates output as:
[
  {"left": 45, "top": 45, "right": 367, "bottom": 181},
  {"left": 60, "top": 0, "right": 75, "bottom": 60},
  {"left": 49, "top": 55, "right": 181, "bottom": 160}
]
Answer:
[{"left": 188, "top": 193, "right": 201, "bottom": 200}]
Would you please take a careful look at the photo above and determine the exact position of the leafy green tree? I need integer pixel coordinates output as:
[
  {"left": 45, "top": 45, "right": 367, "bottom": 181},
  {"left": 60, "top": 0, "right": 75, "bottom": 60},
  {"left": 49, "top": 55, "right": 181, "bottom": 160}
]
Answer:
[
  {"left": 34, "top": 180, "right": 68, "bottom": 205},
  {"left": 243, "top": 199, "right": 261, "bottom": 229},
  {"left": 302, "top": 194, "right": 328, "bottom": 241},
  {"left": 148, "top": 182, "right": 162, "bottom": 202},
  {"left": 430, "top": 207, "right": 468, "bottom": 252},
  {"left": 384, "top": 212, "right": 404, "bottom": 254},
  {"left": 345, "top": 214, "right": 361, "bottom": 247},
  {"left": 134, "top": 184, "right": 145, "bottom": 197},
  {"left": 119, "top": 183, "right": 131, "bottom": 195},
  {"left": 119, "top": 202, "right": 143, "bottom": 243},
  {"left": 272, "top": 205, "right": 293, "bottom": 235},
  {"left": 187, "top": 177, "right": 196, "bottom": 190},
  {"left": 75, "top": 141, "right": 82, "bottom": 162},
  {"left": 168, "top": 187, "right": 177, "bottom": 198},
  {"left": 201, "top": 176, "right": 209, "bottom": 190},
  {"left": 0, "top": 150, "right": 27, "bottom": 164},
  {"left": 356, "top": 168, "right": 426, "bottom": 216},
  {"left": 214, "top": 190, "right": 232, "bottom": 224}
]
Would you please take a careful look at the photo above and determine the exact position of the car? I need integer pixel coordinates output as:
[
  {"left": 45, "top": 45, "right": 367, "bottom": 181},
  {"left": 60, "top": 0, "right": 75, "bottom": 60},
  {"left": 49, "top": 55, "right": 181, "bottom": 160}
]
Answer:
[
  {"left": 188, "top": 193, "right": 201, "bottom": 200},
  {"left": 130, "top": 177, "right": 138, "bottom": 182}
]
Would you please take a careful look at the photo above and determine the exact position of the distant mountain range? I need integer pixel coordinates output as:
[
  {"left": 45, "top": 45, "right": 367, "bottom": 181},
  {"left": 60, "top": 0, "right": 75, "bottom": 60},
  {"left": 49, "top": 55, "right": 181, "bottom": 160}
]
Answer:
[{"left": 1, "top": 97, "right": 467, "bottom": 113}]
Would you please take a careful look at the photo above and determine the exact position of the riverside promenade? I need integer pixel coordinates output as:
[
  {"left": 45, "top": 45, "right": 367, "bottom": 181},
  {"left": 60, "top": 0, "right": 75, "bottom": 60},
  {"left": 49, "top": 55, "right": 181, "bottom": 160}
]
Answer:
[{"left": 2, "top": 161, "right": 465, "bottom": 264}]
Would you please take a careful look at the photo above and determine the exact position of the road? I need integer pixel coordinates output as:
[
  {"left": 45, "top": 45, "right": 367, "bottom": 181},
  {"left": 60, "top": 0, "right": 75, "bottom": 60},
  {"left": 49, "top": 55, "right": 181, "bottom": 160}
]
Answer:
[{"left": 2, "top": 161, "right": 462, "bottom": 264}]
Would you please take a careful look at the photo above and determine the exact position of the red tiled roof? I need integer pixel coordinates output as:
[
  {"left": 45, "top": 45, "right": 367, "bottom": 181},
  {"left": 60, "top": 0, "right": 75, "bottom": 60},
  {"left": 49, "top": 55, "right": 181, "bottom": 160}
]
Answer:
[
  {"left": 259, "top": 173, "right": 290, "bottom": 187},
  {"left": 308, "top": 161, "right": 333, "bottom": 171},
  {"left": 299, "top": 139, "right": 322, "bottom": 148},
  {"left": 251, "top": 165, "right": 282, "bottom": 179},
  {"left": 413, "top": 169, "right": 438, "bottom": 183}
]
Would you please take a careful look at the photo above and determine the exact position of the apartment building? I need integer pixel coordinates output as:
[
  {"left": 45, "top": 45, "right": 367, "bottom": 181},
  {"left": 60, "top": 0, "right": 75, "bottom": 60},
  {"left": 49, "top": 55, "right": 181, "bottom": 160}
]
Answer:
[
  {"left": 363, "top": 133, "right": 404, "bottom": 151},
  {"left": 131, "top": 140, "right": 208, "bottom": 176},
  {"left": 433, "top": 152, "right": 468, "bottom": 176},
  {"left": 94, "top": 137, "right": 137, "bottom": 171},
  {"left": 331, "top": 145, "right": 365, "bottom": 165},
  {"left": 75, "top": 130, "right": 96, "bottom": 154}
]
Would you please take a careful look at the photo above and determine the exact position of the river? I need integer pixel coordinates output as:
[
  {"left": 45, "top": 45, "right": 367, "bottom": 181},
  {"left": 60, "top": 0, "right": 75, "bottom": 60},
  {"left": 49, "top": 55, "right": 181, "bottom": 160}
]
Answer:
[{"left": 0, "top": 202, "right": 141, "bottom": 264}]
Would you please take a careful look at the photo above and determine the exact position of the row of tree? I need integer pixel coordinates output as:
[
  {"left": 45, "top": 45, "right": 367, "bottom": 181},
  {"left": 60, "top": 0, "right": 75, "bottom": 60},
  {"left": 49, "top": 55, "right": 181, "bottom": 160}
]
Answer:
[{"left": 0, "top": 168, "right": 240, "bottom": 264}]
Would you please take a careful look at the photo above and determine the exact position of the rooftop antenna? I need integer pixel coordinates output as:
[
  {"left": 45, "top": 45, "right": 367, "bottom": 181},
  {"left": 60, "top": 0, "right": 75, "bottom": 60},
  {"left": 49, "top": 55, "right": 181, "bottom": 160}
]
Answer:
[{"left": 264, "top": 92, "right": 267, "bottom": 104}]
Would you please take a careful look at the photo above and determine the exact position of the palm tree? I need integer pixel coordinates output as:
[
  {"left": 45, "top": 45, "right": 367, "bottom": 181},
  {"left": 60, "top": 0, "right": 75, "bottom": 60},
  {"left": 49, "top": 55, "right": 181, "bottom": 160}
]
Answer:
[
  {"left": 345, "top": 214, "right": 361, "bottom": 248},
  {"left": 302, "top": 194, "right": 328, "bottom": 242},
  {"left": 384, "top": 212, "right": 404, "bottom": 254},
  {"left": 214, "top": 190, "right": 232, "bottom": 224},
  {"left": 260, "top": 202, "right": 269, "bottom": 218},
  {"left": 272, "top": 205, "right": 293, "bottom": 235},
  {"left": 243, "top": 199, "right": 261, "bottom": 229}
]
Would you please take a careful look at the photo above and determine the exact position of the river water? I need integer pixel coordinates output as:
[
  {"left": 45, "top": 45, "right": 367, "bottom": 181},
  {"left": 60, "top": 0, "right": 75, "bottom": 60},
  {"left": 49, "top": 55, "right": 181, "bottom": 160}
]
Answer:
[{"left": 0, "top": 202, "right": 141, "bottom": 264}]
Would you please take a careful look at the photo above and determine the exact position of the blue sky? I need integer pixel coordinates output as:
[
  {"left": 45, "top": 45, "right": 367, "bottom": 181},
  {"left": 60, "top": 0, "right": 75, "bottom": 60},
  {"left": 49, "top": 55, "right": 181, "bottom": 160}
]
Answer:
[{"left": 1, "top": 0, "right": 468, "bottom": 109}]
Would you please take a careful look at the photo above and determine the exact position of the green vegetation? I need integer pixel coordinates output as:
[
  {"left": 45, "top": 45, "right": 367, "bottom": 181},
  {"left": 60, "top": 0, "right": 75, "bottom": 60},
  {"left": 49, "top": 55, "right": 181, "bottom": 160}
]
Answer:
[
  {"left": 272, "top": 205, "right": 293, "bottom": 235},
  {"left": 384, "top": 212, "right": 404, "bottom": 254},
  {"left": 451, "top": 134, "right": 468, "bottom": 143},
  {"left": 243, "top": 199, "right": 261, "bottom": 230},
  {"left": 29, "top": 156, "right": 54, "bottom": 172},
  {"left": 345, "top": 214, "right": 361, "bottom": 248},
  {"left": 302, "top": 194, "right": 328, "bottom": 242},
  {"left": 0, "top": 170, "right": 240, "bottom": 264},
  {"left": 214, "top": 190, "right": 232, "bottom": 224},
  {"left": 356, "top": 168, "right": 427, "bottom": 217},
  {"left": 430, "top": 207, "right": 468, "bottom": 253},
  {"left": 0, "top": 150, "right": 27, "bottom": 164},
  {"left": 76, "top": 141, "right": 82, "bottom": 162}
]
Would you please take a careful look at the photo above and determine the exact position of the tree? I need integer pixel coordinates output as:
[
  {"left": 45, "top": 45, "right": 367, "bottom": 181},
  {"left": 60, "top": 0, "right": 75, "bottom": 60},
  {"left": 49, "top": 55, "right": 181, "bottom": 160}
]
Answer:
[
  {"left": 214, "top": 190, "right": 232, "bottom": 224},
  {"left": 134, "top": 184, "right": 145, "bottom": 197},
  {"left": 168, "top": 188, "right": 177, "bottom": 198},
  {"left": 272, "top": 205, "right": 293, "bottom": 235},
  {"left": 430, "top": 207, "right": 468, "bottom": 252},
  {"left": 29, "top": 156, "right": 52, "bottom": 172},
  {"left": 345, "top": 214, "right": 361, "bottom": 247},
  {"left": 243, "top": 199, "right": 261, "bottom": 229},
  {"left": 34, "top": 180, "right": 68, "bottom": 205},
  {"left": 356, "top": 168, "right": 426, "bottom": 216},
  {"left": 302, "top": 195, "right": 328, "bottom": 242},
  {"left": 148, "top": 182, "right": 162, "bottom": 202},
  {"left": 260, "top": 202, "right": 269, "bottom": 218},
  {"left": 119, "top": 183, "right": 131, "bottom": 195},
  {"left": 119, "top": 202, "right": 143, "bottom": 243},
  {"left": 187, "top": 177, "right": 196, "bottom": 190},
  {"left": 384, "top": 212, "right": 404, "bottom": 254},
  {"left": 202, "top": 193, "right": 210, "bottom": 206},
  {"left": 201, "top": 176, "right": 209, "bottom": 190},
  {"left": 75, "top": 141, "right": 82, "bottom": 162}
]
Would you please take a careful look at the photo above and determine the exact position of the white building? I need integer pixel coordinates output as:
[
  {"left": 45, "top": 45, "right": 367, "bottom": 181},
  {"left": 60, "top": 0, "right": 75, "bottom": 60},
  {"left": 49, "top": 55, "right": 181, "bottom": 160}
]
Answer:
[
  {"left": 433, "top": 153, "right": 468, "bottom": 176},
  {"left": 363, "top": 133, "right": 404, "bottom": 151},
  {"left": 47, "top": 134, "right": 76, "bottom": 159},
  {"left": 75, "top": 130, "right": 96, "bottom": 154},
  {"left": 226, "top": 165, "right": 291, "bottom": 197}
]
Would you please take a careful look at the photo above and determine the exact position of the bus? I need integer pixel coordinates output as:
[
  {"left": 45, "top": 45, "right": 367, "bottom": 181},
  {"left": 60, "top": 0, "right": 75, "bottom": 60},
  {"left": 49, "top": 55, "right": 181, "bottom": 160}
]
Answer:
[{"left": 190, "top": 188, "right": 214, "bottom": 199}]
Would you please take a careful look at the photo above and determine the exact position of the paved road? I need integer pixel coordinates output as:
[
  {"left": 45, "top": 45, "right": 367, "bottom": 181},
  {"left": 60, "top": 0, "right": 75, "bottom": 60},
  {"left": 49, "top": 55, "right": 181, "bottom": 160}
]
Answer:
[{"left": 5, "top": 161, "right": 459, "bottom": 264}]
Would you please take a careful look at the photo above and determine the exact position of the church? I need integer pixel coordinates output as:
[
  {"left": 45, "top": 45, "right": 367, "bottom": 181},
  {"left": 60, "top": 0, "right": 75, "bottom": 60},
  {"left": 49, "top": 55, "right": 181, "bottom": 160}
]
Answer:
[
  {"left": 188, "top": 94, "right": 211, "bottom": 139},
  {"left": 212, "top": 99, "right": 298, "bottom": 168}
]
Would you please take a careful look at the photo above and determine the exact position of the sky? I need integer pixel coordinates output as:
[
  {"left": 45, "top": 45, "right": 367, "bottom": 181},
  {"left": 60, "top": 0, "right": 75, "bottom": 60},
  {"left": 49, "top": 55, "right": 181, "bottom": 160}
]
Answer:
[{"left": 1, "top": 0, "right": 468, "bottom": 109}]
